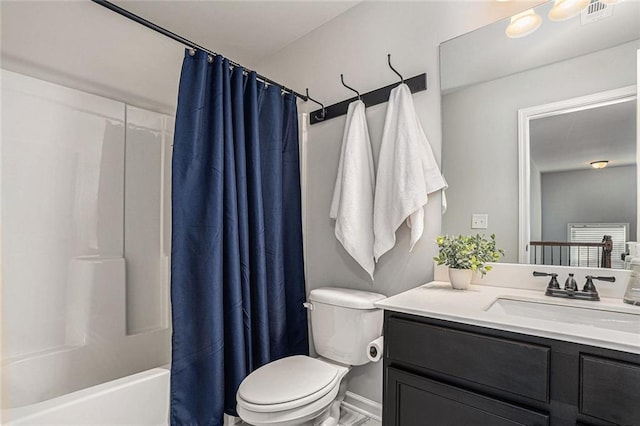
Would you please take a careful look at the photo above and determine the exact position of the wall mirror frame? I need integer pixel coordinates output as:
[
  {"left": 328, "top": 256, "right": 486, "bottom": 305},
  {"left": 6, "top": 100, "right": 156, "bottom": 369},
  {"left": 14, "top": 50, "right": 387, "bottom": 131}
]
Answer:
[{"left": 517, "top": 85, "right": 638, "bottom": 263}]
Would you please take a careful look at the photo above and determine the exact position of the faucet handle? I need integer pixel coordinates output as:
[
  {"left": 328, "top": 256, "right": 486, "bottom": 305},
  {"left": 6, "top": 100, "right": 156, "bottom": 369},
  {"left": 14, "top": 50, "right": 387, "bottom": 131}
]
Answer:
[
  {"left": 583, "top": 275, "right": 616, "bottom": 293},
  {"left": 533, "top": 271, "right": 560, "bottom": 289},
  {"left": 589, "top": 275, "right": 616, "bottom": 282}
]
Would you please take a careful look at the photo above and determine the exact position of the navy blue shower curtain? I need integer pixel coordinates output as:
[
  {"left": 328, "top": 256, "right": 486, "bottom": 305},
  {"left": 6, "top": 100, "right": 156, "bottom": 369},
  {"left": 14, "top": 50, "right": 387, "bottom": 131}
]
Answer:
[{"left": 170, "top": 50, "right": 308, "bottom": 426}]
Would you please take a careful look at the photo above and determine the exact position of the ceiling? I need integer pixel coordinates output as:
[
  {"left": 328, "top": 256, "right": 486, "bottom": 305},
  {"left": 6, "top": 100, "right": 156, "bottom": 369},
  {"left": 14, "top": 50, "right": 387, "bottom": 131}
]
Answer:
[
  {"left": 111, "top": 0, "right": 361, "bottom": 68},
  {"left": 530, "top": 99, "right": 637, "bottom": 173},
  {"left": 0, "top": 0, "right": 360, "bottom": 114},
  {"left": 441, "top": 0, "right": 640, "bottom": 92}
]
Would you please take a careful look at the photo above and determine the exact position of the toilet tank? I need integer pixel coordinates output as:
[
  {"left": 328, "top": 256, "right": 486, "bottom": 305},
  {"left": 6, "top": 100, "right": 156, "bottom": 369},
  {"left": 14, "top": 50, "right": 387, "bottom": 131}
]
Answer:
[{"left": 308, "top": 287, "right": 386, "bottom": 366}]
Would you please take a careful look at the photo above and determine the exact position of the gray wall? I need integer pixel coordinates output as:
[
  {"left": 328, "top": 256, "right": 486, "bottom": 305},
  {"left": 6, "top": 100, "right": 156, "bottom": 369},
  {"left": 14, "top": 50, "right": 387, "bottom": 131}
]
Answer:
[
  {"left": 541, "top": 165, "right": 637, "bottom": 241},
  {"left": 257, "top": 1, "right": 541, "bottom": 404},
  {"left": 442, "top": 40, "right": 639, "bottom": 263}
]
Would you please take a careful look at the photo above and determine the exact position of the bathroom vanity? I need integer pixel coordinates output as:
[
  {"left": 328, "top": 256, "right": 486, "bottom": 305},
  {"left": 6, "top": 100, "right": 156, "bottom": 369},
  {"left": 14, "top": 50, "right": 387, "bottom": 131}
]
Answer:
[{"left": 376, "top": 272, "right": 640, "bottom": 426}]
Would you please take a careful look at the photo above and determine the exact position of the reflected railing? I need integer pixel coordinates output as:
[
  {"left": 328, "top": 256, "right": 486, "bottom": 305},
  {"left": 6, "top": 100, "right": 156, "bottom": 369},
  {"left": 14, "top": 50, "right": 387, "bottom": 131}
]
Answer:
[{"left": 530, "top": 237, "right": 613, "bottom": 268}]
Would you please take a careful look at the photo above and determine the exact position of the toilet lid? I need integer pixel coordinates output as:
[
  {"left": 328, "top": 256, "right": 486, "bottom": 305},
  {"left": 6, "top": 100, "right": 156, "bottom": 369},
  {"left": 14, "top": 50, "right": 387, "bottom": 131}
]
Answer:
[{"left": 237, "top": 356, "right": 339, "bottom": 405}]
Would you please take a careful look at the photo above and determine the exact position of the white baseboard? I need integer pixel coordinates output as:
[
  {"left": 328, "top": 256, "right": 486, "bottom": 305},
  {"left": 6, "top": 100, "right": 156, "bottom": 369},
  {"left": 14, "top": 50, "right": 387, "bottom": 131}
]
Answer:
[{"left": 341, "top": 391, "right": 382, "bottom": 422}]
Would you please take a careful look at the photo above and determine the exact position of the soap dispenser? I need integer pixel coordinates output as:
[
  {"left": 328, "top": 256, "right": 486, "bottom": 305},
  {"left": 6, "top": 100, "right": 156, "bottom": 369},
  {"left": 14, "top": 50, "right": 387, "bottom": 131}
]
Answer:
[{"left": 623, "top": 259, "right": 640, "bottom": 305}]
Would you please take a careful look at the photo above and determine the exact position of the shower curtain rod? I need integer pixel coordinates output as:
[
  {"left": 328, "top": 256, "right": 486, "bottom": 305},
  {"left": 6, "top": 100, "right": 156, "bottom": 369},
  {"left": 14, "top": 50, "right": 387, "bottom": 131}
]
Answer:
[{"left": 91, "top": 0, "right": 308, "bottom": 101}]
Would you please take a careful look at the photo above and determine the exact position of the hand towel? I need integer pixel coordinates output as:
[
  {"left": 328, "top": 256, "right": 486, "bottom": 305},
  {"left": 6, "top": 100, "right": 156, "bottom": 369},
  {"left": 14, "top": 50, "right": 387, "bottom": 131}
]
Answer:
[
  {"left": 373, "top": 84, "right": 447, "bottom": 261},
  {"left": 330, "top": 100, "right": 376, "bottom": 279}
]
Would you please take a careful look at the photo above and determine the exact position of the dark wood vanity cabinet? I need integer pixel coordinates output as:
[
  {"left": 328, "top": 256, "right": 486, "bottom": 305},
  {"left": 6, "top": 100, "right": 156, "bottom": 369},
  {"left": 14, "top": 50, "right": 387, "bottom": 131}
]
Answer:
[{"left": 383, "top": 311, "right": 640, "bottom": 426}]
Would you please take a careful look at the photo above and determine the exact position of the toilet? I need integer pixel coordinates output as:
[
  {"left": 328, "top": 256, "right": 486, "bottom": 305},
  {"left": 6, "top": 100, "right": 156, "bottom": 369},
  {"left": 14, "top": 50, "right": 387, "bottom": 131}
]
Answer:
[{"left": 236, "top": 287, "right": 386, "bottom": 426}]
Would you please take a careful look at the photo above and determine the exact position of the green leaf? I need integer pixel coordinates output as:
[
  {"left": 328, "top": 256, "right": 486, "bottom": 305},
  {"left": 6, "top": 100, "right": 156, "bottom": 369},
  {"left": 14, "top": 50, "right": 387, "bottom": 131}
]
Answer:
[{"left": 433, "top": 234, "right": 504, "bottom": 276}]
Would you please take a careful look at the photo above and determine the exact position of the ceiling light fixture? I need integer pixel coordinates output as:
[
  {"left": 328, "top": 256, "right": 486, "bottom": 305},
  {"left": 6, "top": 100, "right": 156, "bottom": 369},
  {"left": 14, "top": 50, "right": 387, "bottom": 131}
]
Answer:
[
  {"left": 590, "top": 160, "right": 609, "bottom": 169},
  {"left": 506, "top": 9, "right": 543, "bottom": 38},
  {"left": 548, "top": 0, "right": 590, "bottom": 21}
]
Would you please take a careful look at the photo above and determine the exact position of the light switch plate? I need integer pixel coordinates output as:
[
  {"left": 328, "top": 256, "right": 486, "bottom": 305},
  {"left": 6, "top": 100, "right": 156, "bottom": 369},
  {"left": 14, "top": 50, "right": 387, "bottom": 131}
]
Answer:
[{"left": 471, "top": 213, "right": 488, "bottom": 229}]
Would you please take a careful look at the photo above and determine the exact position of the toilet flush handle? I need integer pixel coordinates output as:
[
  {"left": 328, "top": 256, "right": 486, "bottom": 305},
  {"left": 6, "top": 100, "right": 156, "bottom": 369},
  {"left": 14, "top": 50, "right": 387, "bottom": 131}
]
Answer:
[{"left": 302, "top": 302, "right": 313, "bottom": 311}]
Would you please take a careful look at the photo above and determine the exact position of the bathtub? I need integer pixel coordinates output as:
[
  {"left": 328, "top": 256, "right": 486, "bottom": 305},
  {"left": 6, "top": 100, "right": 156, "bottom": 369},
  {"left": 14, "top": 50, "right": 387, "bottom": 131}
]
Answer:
[{"left": 1, "top": 367, "right": 170, "bottom": 425}]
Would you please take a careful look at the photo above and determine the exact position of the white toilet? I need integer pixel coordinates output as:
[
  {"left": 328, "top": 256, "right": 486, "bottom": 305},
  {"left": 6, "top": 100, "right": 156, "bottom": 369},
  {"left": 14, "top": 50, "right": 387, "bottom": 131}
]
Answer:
[{"left": 236, "top": 287, "right": 386, "bottom": 426}]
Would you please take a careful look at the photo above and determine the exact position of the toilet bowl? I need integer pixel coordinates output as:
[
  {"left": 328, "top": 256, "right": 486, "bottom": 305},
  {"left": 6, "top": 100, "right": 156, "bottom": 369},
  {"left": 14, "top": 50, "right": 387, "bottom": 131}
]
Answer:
[
  {"left": 236, "top": 287, "right": 386, "bottom": 426},
  {"left": 236, "top": 356, "right": 349, "bottom": 426}
]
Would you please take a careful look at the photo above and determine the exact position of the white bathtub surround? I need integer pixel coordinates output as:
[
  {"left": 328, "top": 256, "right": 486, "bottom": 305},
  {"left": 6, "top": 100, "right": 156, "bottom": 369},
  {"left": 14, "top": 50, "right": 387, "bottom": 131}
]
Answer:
[
  {"left": 378, "top": 263, "right": 637, "bottom": 354},
  {"left": 1, "top": 70, "right": 172, "bottom": 410},
  {"left": 125, "top": 106, "right": 173, "bottom": 334},
  {"left": 2, "top": 69, "right": 125, "bottom": 362},
  {"left": 1, "top": 368, "right": 169, "bottom": 425}
]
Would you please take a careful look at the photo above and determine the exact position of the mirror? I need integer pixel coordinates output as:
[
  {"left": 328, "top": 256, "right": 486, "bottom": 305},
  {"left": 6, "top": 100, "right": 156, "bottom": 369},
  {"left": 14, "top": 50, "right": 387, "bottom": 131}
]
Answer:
[
  {"left": 520, "top": 86, "right": 636, "bottom": 268},
  {"left": 440, "top": 0, "right": 640, "bottom": 266}
]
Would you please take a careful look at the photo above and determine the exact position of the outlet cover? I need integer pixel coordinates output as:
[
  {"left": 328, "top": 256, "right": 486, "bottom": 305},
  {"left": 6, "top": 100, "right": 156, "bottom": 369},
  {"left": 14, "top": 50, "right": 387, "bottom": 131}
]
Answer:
[{"left": 471, "top": 214, "right": 488, "bottom": 229}]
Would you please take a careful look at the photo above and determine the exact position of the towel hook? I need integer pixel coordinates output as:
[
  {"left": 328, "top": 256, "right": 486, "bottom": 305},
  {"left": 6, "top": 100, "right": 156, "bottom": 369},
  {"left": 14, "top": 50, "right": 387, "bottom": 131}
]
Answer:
[
  {"left": 340, "top": 74, "right": 361, "bottom": 100},
  {"left": 387, "top": 54, "right": 404, "bottom": 84},
  {"left": 306, "top": 88, "right": 326, "bottom": 121}
]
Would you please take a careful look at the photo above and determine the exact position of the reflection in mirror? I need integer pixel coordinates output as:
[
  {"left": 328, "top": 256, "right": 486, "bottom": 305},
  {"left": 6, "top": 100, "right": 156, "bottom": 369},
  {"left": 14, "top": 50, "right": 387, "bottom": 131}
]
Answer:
[
  {"left": 521, "top": 87, "right": 637, "bottom": 269},
  {"left": 440, "top": 0, "right": 640, "bottom": 267}
]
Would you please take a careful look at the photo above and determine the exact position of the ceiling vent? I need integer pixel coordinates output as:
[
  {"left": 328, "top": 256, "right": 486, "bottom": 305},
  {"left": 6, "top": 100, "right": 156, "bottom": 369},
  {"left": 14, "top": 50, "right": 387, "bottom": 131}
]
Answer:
[{"left": 581, "top": 0, "right": 613, "bottom": 24}]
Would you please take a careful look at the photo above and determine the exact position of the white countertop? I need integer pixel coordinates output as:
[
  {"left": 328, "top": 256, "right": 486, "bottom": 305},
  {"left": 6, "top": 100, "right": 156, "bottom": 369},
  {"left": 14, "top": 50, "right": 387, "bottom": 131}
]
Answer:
[{"left": 375, "top": 281, "right": 640, "bottom": 355}]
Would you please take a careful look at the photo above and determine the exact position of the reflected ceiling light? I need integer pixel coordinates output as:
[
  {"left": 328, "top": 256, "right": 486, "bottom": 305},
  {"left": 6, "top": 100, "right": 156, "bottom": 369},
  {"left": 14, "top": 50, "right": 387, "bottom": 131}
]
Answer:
[
  {"left": 590, "top": 160, "right": 609, "bottom": 169},
  {"left": 506, "top": 9, "right": 543, "bottom": 38},
  {"left": 548, "top": 0, "right": 590, "bottom": 21}
]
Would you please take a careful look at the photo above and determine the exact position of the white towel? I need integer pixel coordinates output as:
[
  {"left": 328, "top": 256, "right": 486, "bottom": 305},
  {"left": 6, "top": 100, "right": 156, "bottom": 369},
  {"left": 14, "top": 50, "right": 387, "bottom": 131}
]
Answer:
[
  {"left": 373, "top": 84, "right": 447, "bottom": 261},
  {"left": 330, "top": 100, "right": 376, "bottom": 279}
]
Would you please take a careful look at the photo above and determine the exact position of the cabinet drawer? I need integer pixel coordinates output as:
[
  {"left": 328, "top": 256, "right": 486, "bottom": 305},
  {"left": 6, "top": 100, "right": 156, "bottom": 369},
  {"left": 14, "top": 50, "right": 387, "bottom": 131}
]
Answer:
[
  {"left": 387, "top": 317, "right": 550, "bottom": 402},
  {"left": 385, "top": 367, "right": 549, "bottom": 426},
  {"left": 580, "top": 355, "right": 640, "bottom": 425}
]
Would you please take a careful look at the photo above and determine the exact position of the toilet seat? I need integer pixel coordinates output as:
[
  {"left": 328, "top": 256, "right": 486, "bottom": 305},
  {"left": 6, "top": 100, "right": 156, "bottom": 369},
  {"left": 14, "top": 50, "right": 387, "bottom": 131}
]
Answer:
[
  {"left": 237, "top": 383, "right": 340, "bottom": 426},
  {"left": 237, "top": 356, "right": 344, "bottom": 412},
  {"left": 236, "top": 356, "right": 349, "bottom": 426}
]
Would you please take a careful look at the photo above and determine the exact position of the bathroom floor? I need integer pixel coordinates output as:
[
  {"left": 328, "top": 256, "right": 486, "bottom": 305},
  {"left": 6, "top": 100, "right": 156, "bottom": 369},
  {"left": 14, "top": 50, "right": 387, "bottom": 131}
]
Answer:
[{"left": 338, "top": 406, "right": 381, "bottom": 426}]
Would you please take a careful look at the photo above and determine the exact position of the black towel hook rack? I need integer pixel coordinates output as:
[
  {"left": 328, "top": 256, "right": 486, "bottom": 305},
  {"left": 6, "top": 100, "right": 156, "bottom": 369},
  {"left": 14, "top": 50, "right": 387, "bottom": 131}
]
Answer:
[
  {"left": 308, "top": 62, "right": 427, "bottom": 125},
  {"left": 340, "top": 74, "right": 361, "bottom": 100},
  {"left": 388, "top": 54, "right": 404, "bottom": 84},
  {"left": 305, "top": 88, "right": 326, "bottom": 121}
]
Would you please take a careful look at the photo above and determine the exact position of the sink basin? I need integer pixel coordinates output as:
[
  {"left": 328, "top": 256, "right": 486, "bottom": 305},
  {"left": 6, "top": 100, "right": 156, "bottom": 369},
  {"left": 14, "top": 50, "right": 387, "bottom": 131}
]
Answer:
[{"left": 485, "top": 298, "right": 640, "bottom": 334}]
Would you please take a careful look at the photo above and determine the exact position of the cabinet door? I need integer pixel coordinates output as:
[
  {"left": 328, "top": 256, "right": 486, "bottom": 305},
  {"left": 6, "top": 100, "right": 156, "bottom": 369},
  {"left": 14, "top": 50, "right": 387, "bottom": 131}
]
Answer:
[
  {"left": 580, "top": 355, "right": 640, "bottom": 426},
  {"left": 385, "top": 367, "right": 549, "bottom": 426}
]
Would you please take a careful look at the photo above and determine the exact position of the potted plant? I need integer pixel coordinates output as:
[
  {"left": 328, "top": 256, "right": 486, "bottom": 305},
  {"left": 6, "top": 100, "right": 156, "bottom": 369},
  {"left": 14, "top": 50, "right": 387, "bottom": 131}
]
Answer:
[{"left": 433, "top": 234, "right": 504, "bottom": 290}]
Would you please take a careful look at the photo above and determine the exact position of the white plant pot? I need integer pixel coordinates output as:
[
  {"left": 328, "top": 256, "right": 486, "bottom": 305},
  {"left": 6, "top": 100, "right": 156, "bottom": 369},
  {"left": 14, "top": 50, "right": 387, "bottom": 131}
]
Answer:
[{"left": 448, "top": 268, "right": 473, "bottom": 290}]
